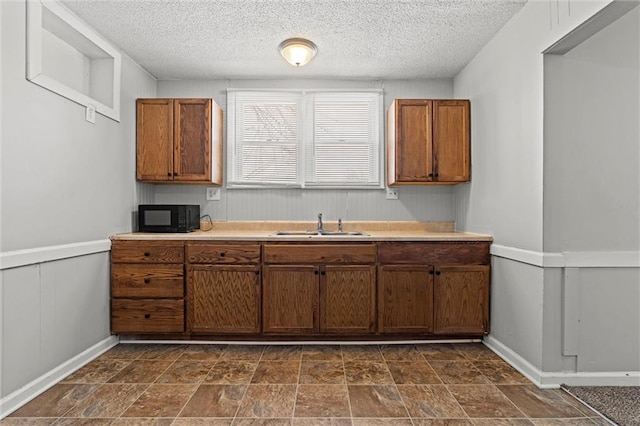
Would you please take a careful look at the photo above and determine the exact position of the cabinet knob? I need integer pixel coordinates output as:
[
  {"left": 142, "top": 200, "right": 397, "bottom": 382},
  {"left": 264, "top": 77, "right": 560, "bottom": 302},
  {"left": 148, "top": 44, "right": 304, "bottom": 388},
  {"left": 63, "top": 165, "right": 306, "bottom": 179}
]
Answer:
[
  {"left": 429, "top": 270, "right": 434, "bottom": 275},
  {"left": 144, "top": 314, "right": 150, "bottom": 319},
  {"left": 434, "top": 173, "right": 439, "bottom": 178},
  {"left": 321, "top": 271, "right": 326, "bottom": 275},
  {"left": 255, "top": 271, "right": 260, "bottom": 275},
  {"left": 167, "top": 172, "right": 171, "bottom": 177},
  {"left": 144, "top": 278, "right": 151, "bottom": 284},
  {"left": 436, "top": 271, "right": 441, "bottom": 275},
  {"left": 428, "top": 173, "right": 433, "bottom": 178},
  {"left": 314, "top": 270, "right": 319, "bottom": 275},
  {"left": 219, "top": 252, "right": 225, "bottom": 257},
  {"left": 143, "top": 252, "right": 150, "bottom": 257},
  {"left": 173, "top": 172, "right": 178, "bottom": 176}
]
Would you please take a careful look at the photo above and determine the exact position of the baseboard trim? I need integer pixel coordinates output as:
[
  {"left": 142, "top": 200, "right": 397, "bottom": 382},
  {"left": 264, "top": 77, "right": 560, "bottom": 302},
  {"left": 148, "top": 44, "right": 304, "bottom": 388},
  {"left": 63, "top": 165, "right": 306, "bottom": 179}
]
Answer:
[
  {"left": 0, "top": 335, "right": 119, "bottom": 419},
  {"left": 0, "top": 239, "right": 111, "bottom": 270},
  {"left": 484, "top": 335, "right": 640, "bottom": 388}
]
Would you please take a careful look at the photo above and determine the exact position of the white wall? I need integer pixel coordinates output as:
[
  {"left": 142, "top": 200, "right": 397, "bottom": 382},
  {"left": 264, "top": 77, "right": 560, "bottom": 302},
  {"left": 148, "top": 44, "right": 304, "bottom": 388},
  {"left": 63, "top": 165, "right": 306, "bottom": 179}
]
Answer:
[
  {"left": 0, "top": 0, "right": 156, "bottom": 408},
  {"left": 155, "top": 79, "right": 459, "bottom": 224},
  {"left": 455, "top": 0, "right": 640, "bottom": 385}
]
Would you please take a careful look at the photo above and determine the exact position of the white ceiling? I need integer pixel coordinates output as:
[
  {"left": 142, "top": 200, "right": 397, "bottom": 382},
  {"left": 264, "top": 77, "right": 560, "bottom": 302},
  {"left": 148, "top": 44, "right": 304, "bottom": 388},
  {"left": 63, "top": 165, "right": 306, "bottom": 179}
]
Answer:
[{"left": 61, "top": 0, "right": 527, "bottom": 80}]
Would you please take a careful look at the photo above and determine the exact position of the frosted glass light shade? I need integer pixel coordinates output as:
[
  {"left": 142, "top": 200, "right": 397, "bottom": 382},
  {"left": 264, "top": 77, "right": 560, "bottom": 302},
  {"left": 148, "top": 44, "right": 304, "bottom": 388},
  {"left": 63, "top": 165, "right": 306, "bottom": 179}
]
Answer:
[{"left": 279, "top": 38, "right": 317, "bottom": 67}]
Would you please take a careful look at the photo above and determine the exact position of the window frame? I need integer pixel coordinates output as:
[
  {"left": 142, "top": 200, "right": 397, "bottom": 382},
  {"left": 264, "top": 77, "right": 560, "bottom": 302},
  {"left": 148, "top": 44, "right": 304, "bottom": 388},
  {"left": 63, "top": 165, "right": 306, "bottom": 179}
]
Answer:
[{"left": 226, "top": 88, "right": 384, "bottom": 189}]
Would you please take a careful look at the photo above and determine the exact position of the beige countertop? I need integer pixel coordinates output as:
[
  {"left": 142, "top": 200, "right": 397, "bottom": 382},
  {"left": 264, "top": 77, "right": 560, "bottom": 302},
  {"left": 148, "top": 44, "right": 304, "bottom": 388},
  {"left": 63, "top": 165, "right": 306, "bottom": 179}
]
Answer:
[{"left": 111, "top": 221, "right": 493, "bottom": 242}]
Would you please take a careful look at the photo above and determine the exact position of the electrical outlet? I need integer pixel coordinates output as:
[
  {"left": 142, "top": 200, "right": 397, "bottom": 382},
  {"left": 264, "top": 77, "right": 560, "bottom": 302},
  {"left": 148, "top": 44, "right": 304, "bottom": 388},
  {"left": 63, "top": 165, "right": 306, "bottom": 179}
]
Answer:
[
  {"left": 206, "top": 187, "right": 221, "bottom": 201},
  {"left": 85, "top": 104, "right": 96, "bottom": 123},
  {"left": 386, "top": 188, "right": 399, "bottom": 200}
]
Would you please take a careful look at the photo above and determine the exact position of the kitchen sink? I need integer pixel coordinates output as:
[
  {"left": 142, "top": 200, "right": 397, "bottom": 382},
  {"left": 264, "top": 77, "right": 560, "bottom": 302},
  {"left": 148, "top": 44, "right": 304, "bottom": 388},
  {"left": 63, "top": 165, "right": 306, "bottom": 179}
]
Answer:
[{"left": 270, "top": 230, "right": 369, "bottom": 236}]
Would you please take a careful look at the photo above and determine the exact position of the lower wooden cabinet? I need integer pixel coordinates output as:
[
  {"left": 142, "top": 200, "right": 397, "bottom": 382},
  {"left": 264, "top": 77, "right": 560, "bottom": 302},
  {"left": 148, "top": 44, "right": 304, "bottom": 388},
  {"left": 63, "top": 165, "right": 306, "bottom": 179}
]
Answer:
[
  {"left": 187, "top": 265, "right": 261, "bottom": 334},
  {"left": 110, "top": 240, "right": 185, "bottom": 334},
  {"left": 262, "top": 244, "right": 377, "bottom": 336},
  {"left": 378, "top": 265, "right": 434, "bottom": 334},
  {"left": 110, "top": 239, "right": 490, "bottom": 338},
  {"left": 433, "top": 265, "right": 489, "bottom": 334},
  {"left": 186, "top": 242, "right": 261, "bottom": 334}
]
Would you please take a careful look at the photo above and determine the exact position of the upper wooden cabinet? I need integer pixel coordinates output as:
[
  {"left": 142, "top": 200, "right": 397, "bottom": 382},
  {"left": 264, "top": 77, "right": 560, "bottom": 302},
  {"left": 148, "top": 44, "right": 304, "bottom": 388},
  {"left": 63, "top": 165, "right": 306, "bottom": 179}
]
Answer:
[
  {"left": 387, "top": 99, "right": 470, "bottom": 185},
  {"left": 136, "top": 98, "right": 222, "bottom": 184}
]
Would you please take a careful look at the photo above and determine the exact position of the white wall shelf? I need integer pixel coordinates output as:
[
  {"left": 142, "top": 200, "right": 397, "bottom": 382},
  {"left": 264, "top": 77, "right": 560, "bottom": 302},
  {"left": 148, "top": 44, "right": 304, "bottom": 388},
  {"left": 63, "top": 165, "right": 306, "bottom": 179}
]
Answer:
[{"left": 26, "top": 0, "right": 121, "bottom": 121}]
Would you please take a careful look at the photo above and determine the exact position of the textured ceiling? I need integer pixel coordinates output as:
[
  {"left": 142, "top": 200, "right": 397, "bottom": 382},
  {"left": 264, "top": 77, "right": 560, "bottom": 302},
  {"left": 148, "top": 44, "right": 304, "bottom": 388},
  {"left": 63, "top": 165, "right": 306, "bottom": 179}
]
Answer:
[{"left": 61, "top": 0, "right": 527, "bottom": 80}]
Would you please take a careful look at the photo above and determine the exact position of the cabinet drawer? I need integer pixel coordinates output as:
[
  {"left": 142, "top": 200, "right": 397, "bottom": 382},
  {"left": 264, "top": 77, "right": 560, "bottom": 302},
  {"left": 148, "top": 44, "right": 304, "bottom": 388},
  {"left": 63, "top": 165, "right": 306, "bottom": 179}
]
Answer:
[
  {"left": 377, "top": 242, "right": 490, "bottom": 265},
  {"left": 111, "top": 299, "right": 184, "bottom": 333},
  {"left": 112, "top": 264, "right": 184, "bottom": 298},
  {"left": 112, "top": 241, "right": 184, "bottom": 263},
  {"left": 187, "top": 243, "right": 261, "bottom": 264},
  {"left": 263, "top": 244, "right": 376, "bottom": 264}
]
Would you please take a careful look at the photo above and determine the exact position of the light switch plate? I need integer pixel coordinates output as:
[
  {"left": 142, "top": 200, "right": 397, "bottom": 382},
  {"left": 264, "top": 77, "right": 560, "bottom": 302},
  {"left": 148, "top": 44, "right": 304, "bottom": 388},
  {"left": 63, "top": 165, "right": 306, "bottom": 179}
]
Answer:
[{"left": 85, "top": 104, "right": 96, "bottom": 123}]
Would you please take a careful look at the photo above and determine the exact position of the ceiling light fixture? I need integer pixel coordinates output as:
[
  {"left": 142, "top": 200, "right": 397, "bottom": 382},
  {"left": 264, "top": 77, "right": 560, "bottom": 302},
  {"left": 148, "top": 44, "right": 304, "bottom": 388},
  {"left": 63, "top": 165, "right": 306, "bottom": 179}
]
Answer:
[{"left": 278, "top": 38, "right": 317, "bottom": 67}]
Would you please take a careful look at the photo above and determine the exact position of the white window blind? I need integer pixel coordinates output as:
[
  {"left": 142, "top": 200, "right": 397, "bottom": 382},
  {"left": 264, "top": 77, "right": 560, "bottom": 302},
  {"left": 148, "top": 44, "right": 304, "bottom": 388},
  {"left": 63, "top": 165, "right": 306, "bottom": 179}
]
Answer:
[{"left": 227, "top": 89, "right": 382, "bottom": 188}]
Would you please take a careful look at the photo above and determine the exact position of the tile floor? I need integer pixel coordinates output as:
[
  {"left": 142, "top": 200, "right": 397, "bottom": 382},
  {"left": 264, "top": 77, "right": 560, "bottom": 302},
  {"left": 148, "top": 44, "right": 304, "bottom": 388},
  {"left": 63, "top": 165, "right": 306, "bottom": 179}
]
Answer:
[{"left": 3, "top": 343, "right": 608, "bottom": 425}]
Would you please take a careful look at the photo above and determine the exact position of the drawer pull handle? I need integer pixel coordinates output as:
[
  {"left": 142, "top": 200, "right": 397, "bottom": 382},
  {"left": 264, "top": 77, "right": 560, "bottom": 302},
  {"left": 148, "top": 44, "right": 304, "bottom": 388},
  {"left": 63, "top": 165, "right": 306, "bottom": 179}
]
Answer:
[
  {"left": 144, "top": 278, "right": 151, "bottom": 284},
  {"left": 143, "top": 252, "right": 150, "bottom": 257},
  {"left": 144, "top": 314, "right": 150, "bottom": 319}
]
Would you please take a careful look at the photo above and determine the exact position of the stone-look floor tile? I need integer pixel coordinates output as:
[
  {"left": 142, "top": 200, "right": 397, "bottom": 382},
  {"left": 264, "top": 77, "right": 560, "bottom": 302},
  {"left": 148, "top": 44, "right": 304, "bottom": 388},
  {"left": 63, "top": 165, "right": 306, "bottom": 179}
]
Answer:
[
  {"left": 472, "top": 360, "right": 531, "bottom": 385},
  {"left": 236, "top": 384, "right": 297, "bottom": 418},
  {"left": 379, "top": 344, "right": 424, "bottom": 361},
  {"left": 122, "top": 383, "right": 199, "bottom": 417},
  {"left": 341, "top": 345, "right": 383, "bottom": 361},
  {"left": 301, "top": 345, "right": 343, "bottom": 361},
  {"left": 497, "top": 385, "right": 587, "bottom": 419},
  {"left": 204, "top": 360, "right": 258, "bottom": 384},
  {"left": 138, "top": 344, "right": 187, "bottom": 361},
  {"left": 447, "top": 385, "right": 525, "bottom": 418},
  {"left": 178, "top": 344, "right": 227, "bottom": 361},
  {"left": 107, "top": 360, "right": 173, "bottom": 383},
  {"left": 251, "top": 361, "right": 300, "bottom": 384},
  {"left": 221, "top": 345, "right": 265, "bottom": 361},
  {"left": 294, "top": 385, "right": 350, "bottom": 418},
  {"left": 173, "top": 419, "right": 233, "bottom": 425},
  {"left": 412, "top": 420, "right": 475, "bottom": 425},
  {"left": 416, "top": 344, "right": 466, "bottom": 361},
  {"left": 179, "top": 384, "right": 247, "bottom": 418},
  {"left": 429, "top": 361, "right": 491, "bottom": 385},
  {"left": 299, "top": 361, "right": 345, "bottom": 384},
  {"left": 51, "top": 419, "right": 114, "bottom": 425},
  {"left": 155, "top": 360, "right": 215, "bottom": 384},
  {"left": 110, "top": 419, "right": 175, "bottom": 426},
  {"left": 62, "top": 359, "right": 132, "bottom": 384},
  {"left": 453, "top": 343, "right": 501, "bottom": 361},
  {"left": 63, "top": 383, "right": 148, "bottom": 418},
  {"left": 233, "top": 419, "right": 292, "bottom": 426},
  {"left": 171, "top": 417, "right": 233, "bottom": 426},
  {"left": 0, "top": 419, "right": 56, "bottom": 425},
  {"left": 530, "top": 420, "right": 600, "bottom": 425},
  {"left": 472, "top": 419, "right": 534, "bottom": 425},
  {"left": 396, "top": 384, "right": 467, "bottom": 418},
  {"left": 387, "top": 361, "right": 442, "bottom": 385},
  {"left": 352, "top": 419, "right": 412, "bottom": 425},
  {"left": 262, "top": 345, "right": 303, "bottom": 361},
  {"left": 343, "top": 361, "right": 393, "bottom": 385},
  {"left": 347, "top": 385, "right": 408, "bottom": 418},
  {"left": 98, "top": 344, "right": 150, "bottom": 360},
  {"left": 10, "top": 384, "right": 99, "bottom": 417},
  {"left": 293, "top": 418, "right": 352, "bottom": 425}
]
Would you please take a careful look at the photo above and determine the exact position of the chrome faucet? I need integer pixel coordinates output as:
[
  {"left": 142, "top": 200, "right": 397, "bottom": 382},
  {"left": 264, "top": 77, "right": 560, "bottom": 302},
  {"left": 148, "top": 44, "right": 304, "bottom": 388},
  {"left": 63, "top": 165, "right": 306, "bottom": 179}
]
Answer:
[{"left": 317, "top": 213, "right": 323, "bottom": 233}]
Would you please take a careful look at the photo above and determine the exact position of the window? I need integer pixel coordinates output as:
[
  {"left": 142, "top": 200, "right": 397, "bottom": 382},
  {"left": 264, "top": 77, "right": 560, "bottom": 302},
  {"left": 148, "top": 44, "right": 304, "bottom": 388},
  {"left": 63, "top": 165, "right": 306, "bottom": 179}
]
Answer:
[{"left": 227, "top": 89, "right": 383, "bottom": 188}]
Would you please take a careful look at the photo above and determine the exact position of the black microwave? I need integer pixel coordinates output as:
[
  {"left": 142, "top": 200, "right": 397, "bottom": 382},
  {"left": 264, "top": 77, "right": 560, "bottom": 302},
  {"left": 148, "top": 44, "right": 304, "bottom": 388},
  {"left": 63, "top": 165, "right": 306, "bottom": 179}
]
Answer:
[{"left": 138, "top": 204, "right": 200, "bottom": 233}]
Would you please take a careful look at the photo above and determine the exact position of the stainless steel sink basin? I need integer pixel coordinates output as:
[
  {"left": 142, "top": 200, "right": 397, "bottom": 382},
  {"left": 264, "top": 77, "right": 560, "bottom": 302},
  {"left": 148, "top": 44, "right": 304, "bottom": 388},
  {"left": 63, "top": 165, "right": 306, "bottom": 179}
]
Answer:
[{"left": 270, "top": 230, "right": 369, "bottom": 236}]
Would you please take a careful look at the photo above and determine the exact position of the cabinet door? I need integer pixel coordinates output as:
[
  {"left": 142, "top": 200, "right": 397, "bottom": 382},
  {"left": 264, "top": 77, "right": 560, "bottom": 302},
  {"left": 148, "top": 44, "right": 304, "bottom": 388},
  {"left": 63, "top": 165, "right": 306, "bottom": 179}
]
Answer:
[
  {"left": 137, "top": 99, "right": 174, "bottom": 181},
  {"left": 394, "top": 100, "right": 433, "bottom": 183},
  {"left": 320, "top": 265, "right": 376, "bottom": 334},
  {"left": 174, "top": 99, "right": 211, "bottom": 181},
  {"left": 434, "top": 265, "right": 489, "bottom": 335},
  {"left": 187, "top": 265, "right": 260, "bottom": 334},
  {"left": 378, "top": 265, "right": 434, "bottom": 334},
  {"left": 433, "top": 100, "right": 470, "bottom": 182},
  {"left": 263, "top": 265, "right": 318, "bottom": 334}
]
